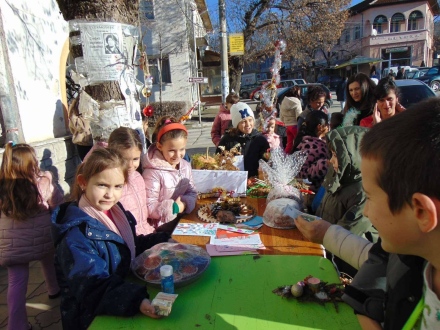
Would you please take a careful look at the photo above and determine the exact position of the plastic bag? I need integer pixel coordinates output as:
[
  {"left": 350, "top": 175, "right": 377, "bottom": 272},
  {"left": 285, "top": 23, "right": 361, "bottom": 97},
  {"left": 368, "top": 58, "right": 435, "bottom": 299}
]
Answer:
[
  {"left": 132, "top": 243, "right": 211, "bottom": 287},
  {"left": 263, "top": 198, "right": 302, "bottom": 229},
  {"left": 259, "top": 148, "right": 307, "bottom": 205}
]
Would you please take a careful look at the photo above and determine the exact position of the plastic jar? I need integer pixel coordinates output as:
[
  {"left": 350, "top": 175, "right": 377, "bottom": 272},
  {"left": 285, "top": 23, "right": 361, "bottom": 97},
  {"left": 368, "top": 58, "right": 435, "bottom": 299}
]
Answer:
[{"left": 160, "top": 265, "right": 174, "bottom": 294}]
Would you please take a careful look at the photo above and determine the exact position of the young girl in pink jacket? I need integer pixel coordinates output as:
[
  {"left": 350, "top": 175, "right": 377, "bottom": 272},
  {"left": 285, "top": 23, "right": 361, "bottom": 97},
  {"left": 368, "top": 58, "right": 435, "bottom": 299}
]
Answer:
[
  {"left": 107, "top": 127, "right": 155, "bottom": 235},
  {"left": 142, "top": 116, "right": 197, "bottom": 232},
  {"left": 0, "top": 143, "right": 63, "bottom": 330}
]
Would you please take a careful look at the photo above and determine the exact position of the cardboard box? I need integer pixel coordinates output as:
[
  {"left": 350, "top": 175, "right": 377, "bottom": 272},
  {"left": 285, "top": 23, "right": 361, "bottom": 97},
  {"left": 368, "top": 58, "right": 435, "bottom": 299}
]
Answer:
[{"left": 192, "top": 170, "right": 248, "bottom": 194}]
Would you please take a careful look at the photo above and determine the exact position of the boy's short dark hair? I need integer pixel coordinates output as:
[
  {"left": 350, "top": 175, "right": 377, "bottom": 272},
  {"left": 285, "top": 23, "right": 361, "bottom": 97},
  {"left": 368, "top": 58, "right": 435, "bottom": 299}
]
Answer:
[
  {"left": 360, "top": 97, "right": 440, "bottom": 213},
  {"left": 374, "top": 77, "right": 400, "bottom": 101}
]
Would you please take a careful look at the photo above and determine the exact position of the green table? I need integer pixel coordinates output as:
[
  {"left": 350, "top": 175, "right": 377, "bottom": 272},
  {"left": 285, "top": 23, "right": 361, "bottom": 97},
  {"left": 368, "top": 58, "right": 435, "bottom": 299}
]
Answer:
[{"left": 90, "top": 255, "right": 360, "bottom": 329}]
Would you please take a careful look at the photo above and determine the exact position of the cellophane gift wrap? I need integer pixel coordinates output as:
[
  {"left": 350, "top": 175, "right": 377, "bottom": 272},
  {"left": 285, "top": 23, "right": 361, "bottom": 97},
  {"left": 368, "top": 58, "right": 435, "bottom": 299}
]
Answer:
[
  {"left": 258, "top": 148, "right": 307, "bottom": 205},
  {"left": 132, "top": 243, "right": 211, "bottom": 287},
  {"left": 263, "top": 198, "right": 302, "bottom": 229}
]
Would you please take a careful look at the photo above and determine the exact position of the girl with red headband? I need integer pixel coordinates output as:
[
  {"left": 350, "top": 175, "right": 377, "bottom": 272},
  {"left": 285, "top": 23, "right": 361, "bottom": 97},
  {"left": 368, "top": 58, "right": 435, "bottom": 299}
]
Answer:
[{"left": 142, "top": 116, "right": 197, "bottom": 233}]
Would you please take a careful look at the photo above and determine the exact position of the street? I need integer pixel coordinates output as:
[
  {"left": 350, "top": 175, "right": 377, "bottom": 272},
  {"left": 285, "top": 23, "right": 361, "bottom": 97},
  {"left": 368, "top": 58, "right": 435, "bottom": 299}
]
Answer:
[{"left": 185, "top": 93, "right": 342, "bottom": 158}]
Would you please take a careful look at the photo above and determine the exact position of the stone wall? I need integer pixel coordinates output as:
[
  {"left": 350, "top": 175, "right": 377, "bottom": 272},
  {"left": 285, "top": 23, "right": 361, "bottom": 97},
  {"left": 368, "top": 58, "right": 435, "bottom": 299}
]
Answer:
[{"left": 0, "top": 136, "right": 81, "bottom": 198}]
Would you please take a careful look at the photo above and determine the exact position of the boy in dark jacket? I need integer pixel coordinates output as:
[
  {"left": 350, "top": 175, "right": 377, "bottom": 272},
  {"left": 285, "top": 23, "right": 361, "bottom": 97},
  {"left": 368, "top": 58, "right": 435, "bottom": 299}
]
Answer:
[{"left": 342, "top": 98, "right": 440, "bottom": 329}]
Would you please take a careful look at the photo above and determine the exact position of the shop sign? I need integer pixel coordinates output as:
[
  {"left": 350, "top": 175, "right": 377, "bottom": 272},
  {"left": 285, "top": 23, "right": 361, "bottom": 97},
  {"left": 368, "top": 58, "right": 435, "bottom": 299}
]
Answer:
[
  {"left": 385, "top": 47, "right": 409, "bottom": 53},
  {"left": 229, "top": 33, "right": 244, "bottom": 56}
]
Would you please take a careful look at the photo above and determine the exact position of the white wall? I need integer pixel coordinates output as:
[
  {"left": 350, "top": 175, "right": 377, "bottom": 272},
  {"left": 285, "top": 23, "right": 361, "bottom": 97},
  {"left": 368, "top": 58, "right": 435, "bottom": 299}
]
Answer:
[
  {"left": 0, "top": 0, "right": 69, "bottom": 143},
  {"left": 139, "top": 0, "right": 207, "bottom": 108}
]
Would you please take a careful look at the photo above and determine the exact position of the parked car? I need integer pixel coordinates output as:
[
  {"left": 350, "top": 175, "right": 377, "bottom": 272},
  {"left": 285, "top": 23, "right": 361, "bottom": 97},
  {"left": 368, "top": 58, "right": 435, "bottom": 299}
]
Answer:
[
  {"left": 394, "top": 79, "right": 436, "bottom": 108},
  {"left": 416, "top": 66, "right": 440, "bottom": 91},
  {"left": 239, "top": 84, "right": 259, "bottom": 99},
  {"left": 274, "top": 83, "right": 333, "bottom": 113},
  {"left": 383, "top": 66, "right": 419, "bottom": 78},
  {"left": 405, "top": 68, "right": 429, "bottom": 79},
  {"left": 250, "top": 79, "right": 299, "bottom": 100},
  {"left": 292, "top": 78, "right": 307, "bottom": 84},
  {"left": 317, "top": 75, "right": 343, "bottom": 90}
]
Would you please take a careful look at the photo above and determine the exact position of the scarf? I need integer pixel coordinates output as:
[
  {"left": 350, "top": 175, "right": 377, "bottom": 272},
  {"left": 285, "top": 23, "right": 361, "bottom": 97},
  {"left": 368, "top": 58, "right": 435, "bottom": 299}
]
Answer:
[{"left": 79, "top": 195, "right": 136, "bottom": 261}]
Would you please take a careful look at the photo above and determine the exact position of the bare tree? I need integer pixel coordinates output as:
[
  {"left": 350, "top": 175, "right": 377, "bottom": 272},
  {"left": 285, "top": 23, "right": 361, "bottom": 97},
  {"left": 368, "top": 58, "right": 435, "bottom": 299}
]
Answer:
[
  {"left": 57, "top": 0, "right": 139, "bottom": 103},
  {"left": 209, "top": 0, "right": 350, "bottom": 92}
]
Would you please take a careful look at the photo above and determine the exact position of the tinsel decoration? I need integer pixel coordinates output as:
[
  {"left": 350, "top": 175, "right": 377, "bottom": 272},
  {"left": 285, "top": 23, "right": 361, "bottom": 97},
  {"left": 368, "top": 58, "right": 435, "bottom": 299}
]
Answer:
[
  {"left": 342, "top": 107, "right": 360, "bottom": 127},
  {"left": 258, "top": 40, "right": 286, "bottom": 132}
]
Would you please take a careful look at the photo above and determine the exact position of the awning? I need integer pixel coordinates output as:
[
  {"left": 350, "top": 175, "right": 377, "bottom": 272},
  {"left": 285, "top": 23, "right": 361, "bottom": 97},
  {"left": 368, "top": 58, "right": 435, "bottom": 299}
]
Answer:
[{"left": 332, "top": 56, "right": 383, "bottom": 69}]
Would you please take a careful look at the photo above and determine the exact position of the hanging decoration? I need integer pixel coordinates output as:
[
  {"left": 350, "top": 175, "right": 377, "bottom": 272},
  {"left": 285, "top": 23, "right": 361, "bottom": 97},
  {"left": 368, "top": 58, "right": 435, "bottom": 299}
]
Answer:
[
  {"left": 142, "top": 104, "right": 154, "bottom": 117},
  {"left": 179, "top": 101, "right": 200, "bottom": 123},
  {"left": 139, "top": 51, "right": 153, "bottom": 98},
  {"left": 258, "top": 40, "right": 286, "bottom": 132}
]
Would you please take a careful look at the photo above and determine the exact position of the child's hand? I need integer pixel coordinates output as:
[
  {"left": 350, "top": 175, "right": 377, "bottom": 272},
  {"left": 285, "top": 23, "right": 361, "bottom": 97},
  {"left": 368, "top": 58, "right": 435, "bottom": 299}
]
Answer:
[
  {"left": 372, "top": 104, "right": 382, "bottom": 125},
  {"left": 294, "top": 216, "right": 331, "bottom": 244},
  {"left": 140, "top": 299, "right": 162, "bottom": 319},
  {"left": 175, "top": 196, "right": 186, "bottom": 213}
]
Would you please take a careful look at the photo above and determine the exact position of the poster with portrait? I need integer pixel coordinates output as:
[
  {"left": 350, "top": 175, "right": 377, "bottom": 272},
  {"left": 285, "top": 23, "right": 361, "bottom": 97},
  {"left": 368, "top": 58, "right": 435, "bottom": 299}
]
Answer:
[{"left": 75, "top": 21, "right": 138, "bottom": 85}]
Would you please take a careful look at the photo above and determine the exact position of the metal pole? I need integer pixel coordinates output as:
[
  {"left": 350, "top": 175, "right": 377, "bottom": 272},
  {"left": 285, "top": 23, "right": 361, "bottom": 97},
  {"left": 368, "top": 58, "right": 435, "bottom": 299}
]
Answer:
[
  {"left": 192, "top": 10, "right": 201, "bottom": 125},
  {"left": 219, "top": 0, "right": 229, "bottom": 103}
]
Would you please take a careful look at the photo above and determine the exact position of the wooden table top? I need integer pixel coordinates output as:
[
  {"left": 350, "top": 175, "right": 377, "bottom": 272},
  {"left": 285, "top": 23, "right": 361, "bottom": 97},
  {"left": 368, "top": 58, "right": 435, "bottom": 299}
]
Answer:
[{"left": 172, "top": 197, "right": 324, "bottom": 256}]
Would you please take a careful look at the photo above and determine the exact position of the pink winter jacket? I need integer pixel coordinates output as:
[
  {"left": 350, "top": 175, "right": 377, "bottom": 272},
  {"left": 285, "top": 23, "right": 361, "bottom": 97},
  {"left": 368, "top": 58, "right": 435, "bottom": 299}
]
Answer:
[
  {"left": 120, "top": 171, "right": 154, "bottom": 235},
  {"left": 0, "top": 171, "right": 64, "bottom": 267},
  {"left": 211, "top": 104, "right": 232, "bottom": 146},
  {"left": 142, "top": 144, "right": 197, "bottom": 228}
]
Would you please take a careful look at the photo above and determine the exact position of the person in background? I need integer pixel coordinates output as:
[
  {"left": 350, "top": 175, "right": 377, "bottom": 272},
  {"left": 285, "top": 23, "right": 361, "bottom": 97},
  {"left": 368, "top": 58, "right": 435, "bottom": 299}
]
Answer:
[
  {"left": 370, "top": 65, "right": 379, "bottom": 80},
  {"left": 263, "top": 117, "right": 282, "bottom": 150},
  {"left": 330, "top": 112, "right": 344, "bottom": 130},
  {"left": 0, "top": 143, "right": 63, "bottom": 330},
  {"left": 52, "top": 148, "right": 170, "bottom": 330},
  {"left": 336, "top": 77, "right": 347, "bottom": 112},
  {"left": 292, "top": 110, "right": 329, "bottom": 193},
  {"left": 217, "top": 102, "right": 270, "bottom": 178},
  {"left": 396, "top": 66, "right": 404, "bottom": 80},
  {"left": 211, "top": 93, "right": 240, "bottom": 147},
  {"left": 342, "top": 73, "right": 376, "bottom": 126},
  {"left": 297, "top": 85, "right": 329, "bottom": 128},
  {"left": 142, "top": 116, "right": 197, "bottom": 233},
  {"left": 360, "top": 77, "right": 405, "bottom": 128},
  {"left": 280, "top": 85, "right": 302, "bottom": 154}
]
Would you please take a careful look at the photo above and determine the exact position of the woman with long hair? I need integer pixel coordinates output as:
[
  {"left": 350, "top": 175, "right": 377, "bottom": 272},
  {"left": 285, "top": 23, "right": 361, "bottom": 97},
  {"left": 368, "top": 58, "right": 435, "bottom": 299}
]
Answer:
[{"left": 342, "top": 73, "right": 376, "bottom": 126}]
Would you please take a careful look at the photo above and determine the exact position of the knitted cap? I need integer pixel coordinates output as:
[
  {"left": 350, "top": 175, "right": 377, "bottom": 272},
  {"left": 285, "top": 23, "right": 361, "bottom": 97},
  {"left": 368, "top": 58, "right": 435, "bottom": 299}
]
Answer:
[{"left": 230, "top": 102, "right": 255, "bottom": 128}]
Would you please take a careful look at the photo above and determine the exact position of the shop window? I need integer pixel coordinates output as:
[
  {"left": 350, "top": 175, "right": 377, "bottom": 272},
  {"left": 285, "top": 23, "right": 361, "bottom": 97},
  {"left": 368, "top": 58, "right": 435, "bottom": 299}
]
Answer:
[
  {"left": 408, "top": 10, "right": 423, "bottom": 31},
  {"left": 373, "top": 15, "right": 387, "bottom": 34},
  {"left": 148, "top": 58, "right": 171, "bottom": 84},
  {"left": 391, "top": 13, "right": 405, "bottom": 33}
]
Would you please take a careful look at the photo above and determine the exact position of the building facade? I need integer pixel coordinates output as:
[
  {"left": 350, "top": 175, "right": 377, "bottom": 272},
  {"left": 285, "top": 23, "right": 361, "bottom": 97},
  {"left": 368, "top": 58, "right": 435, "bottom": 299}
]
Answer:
[
  {"left": 139, "top": 0, "right": 212, "bottom": 108},
  {"left": 330, "top": 0, "right": 438, "bottom": 76}
]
